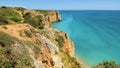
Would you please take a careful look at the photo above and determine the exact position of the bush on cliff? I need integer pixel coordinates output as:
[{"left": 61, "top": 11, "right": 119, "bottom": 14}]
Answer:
[
  {"left": 55, "top": 35, "right": 65, "bottom": 47},
  {"left": 24, "top": 29, "right": 32, "bottom": 38},
  {"left": 15, "top": 7, "right": 26, "bottom": 12},
  {"left": 0, "top": 7, "right": 22, "bottom": 24},
  {"left": 0, "top": 16, "right": 9, "bottom": 25},
  {"left": 23, "top": 12, "right": 32, "bottom": 23},
  {"left": 29, "top": 15, "right": 44, "bottom": 28},
  {"left": 0, "top": 32, "right": 33, "bottom": 68},
  {"left": 0, "top": 32, "right": 18, "bottom": 47},
  {"left": 93, "top": 61, "right": 120, "bottom": 68},
  {"left": 0, "top": 48, "right": 33, "bottom": 68},
  {"left": 23, "top": 12, "right": 44, "bottom": 28},
  {"left": 23, "top": 41, "right": 41, "bottom": 58},
  {"left": 59, "top": 49, "right": 81, "bottom": 68}
]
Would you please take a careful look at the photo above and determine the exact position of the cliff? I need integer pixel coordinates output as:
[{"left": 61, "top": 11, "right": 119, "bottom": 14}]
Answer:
[{"left": 0, "top": 6, "right": 81, "bottom": 68}]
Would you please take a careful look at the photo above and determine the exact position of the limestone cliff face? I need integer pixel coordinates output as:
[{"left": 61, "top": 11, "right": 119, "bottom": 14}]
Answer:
[
  {"left": 48, "top": 11, "right": 61, "bottom": 23},
  {"left": 46, "top": 11, "right": 75, "bottom": 57},
  {"left": 34, "top": 10, "right": 76, "bottom": 57},
  {"left": 23, "top": 8, "right": 75, "bottom": 60},
  {"left": 0, "top": 24, "right": 64, "bottom": 68},
  {"left": 61, "top": 33, "right": 75, "bottom": 57},
  {"left": 43, "top": 11, "right": 62, "bottom": 27},
  {"left": 0, "top": 7, "right": 82, "bottom": 68}
]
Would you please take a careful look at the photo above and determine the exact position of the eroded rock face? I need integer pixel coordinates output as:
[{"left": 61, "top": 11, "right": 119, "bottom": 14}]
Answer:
[
  {"left": 34, "top": 60, "right": 43, "bottom": 68},
  {"left": 52, "top": 55, "right": 64, "bottom": 68},
  {"left": 30, "top": 29, "right": 64, "bottom": 68},
  {"left": 62, "top": 33, "right": 75, "bottom": 57},
  {"left": 48, "top": 11, "right": 61, "bottom": 23},
  {"left": 0, "top": 23, "right": 80, "bottom": 68},
  {"left": 34, "top": 29, "right": 76, "bottom": 67},
  {"left": 39, "top": 35, "right": 59, "bottom": 55},
  {"left": 43, "top": 11, "right": 61, "bottom": 27}
]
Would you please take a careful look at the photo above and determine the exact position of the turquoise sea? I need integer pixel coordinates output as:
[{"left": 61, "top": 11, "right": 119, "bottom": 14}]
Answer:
[{"left": 52, "top": 10, "right": 120, "bottom": 66}]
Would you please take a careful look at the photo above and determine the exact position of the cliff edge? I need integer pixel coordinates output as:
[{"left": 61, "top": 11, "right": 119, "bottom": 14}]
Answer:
[{"left": 0, "top": 6, "right": 82, "bottom": 68}]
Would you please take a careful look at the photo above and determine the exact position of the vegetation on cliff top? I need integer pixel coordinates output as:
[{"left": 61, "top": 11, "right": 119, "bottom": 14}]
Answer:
[
  {"left": 24, "top": 29, "right": 32, "bottom": 38},
  {"left": 0, "top": 7, "right": 22, "bottom": 24},
  {"left": 55, "top": 35, "right": 65, "bottom": 47},
  {"left": 0, "top": 6, "right": 46, "bottom": 28},
  {"left": 0, "top": 32, "right": 17, "bottom": 47},
  {"left": 0, "top": 32, "right": 33, "bottom": 68}
]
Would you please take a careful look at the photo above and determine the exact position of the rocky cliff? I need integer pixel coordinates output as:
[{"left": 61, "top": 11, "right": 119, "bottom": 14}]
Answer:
[{"left": 0, "top": 6, "right": 82, "bottom": 68}]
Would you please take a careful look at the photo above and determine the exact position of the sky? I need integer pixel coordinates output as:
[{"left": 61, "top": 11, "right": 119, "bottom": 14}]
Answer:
[{"left": 0, "top": 0, "right": 120, "bottom": 10}]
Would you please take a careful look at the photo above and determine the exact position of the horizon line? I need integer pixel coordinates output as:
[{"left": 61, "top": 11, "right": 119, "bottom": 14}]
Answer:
[{"left": 1, "top": 6, "right": 120, "bottom": 11}]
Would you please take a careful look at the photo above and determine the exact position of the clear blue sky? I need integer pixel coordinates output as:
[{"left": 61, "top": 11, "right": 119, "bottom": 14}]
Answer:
[{"left": 0, "top": 0, "right": 120, "bottom": 10}]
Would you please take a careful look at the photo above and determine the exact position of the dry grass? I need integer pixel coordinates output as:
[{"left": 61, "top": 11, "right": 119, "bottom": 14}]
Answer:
[{"left": 0, "top": 24, "right": 32, "bottom": 41}]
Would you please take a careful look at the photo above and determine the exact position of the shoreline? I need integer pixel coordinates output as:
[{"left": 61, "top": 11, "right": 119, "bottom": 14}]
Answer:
[
  {"left": 51, "top": 15, "right": 90, "bottom": 68},
  {"left": 75, "top": 55, "right": 91, "bottom": 68}
]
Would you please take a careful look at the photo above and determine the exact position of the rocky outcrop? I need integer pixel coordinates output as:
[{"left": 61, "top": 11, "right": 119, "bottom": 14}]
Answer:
[
  {"left": 52, "top": 55, "right": 64, "bottom": 68},
  {"left": 30, "top": 27, "right": 64, "bottom": 68},
  {"left": 38, "top": 11, "right": 61, "bottom": 27},
  {"left": 47, "top": 11, "right": 61, "bottom": 23}
]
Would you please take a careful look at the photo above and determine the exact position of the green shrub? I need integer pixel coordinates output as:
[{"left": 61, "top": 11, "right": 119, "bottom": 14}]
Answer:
[
  {"left": 0, "top": 47, "right": 33, "bottom": 68},
  {"left": 23, "top": 12, "right": 40, "bottom": 28},
  {"left": 15, "top": 7, "right": 26, "bottom": 12},
  {"left": 24, "top": 29, "right": 32, "bottom": 38},
  {"left": 19, "top": 31, "right": 24, "bottom": 37},
  {"left": 23, "top": 41, "right": 41, "bottom": 58},
  {"left": 0, "top": 16, "right": 9, "bottom": 25},
  {"left": 0, "top": 48, "right": 12, "bottom": 67},
  {"left": 34, "top": 45, "right": 41, "bottom": 54},
  {"left": 33, "top": 45, "right": 41, "bottom": 58},
  {"left": 0, "top": 8, "right": 22, "bottom": 24},
  {"left": 23, "top": 12, "right": 44, "bottom": 28},
  {"left": 0, "top": 61, "right": 12, "bottom": 68},
  {"left": 55, "top": 35, "right": 65, "bottom": 47},
  {"left": 1, "top": 6, "right": 7, "bottom": 8},
  {"left": 2, "top": 26, "right": 8, "bottom": 29},
  {"left": 29, "top": 20, "right": 39, "bottom": 28},
  {"left": 93, "top": 61, "right": 120, "bottom": 68},
  {"left": 0, "top": 32, "right": 18, "bottom": 47},
  {"left": 15, "top": 53, "right": 33, "bottom": 67},
  {"left": 23, "top": 12, "right": 32, "bottom": 23},
  {"left": 59, "top": 49, "right": 81, "bottom": 68},
  {"left": 29, "top": 15, "right": 44, "bottom": 28},
  {"left": 10, "top": 18, "right": 21, "bottom": 22},
  {"left": 32, "top": 15, "right": 43, "bottom": 22},
  {"left": 0, "top": 8, "right": 22, "bottom": 22},
  {"left": 0, "top": 37, "right": 33, "bottom": 68}
]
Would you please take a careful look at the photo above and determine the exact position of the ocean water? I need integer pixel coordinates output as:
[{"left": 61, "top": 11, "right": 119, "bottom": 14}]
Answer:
[{"left": 52, "top": 10, "right": 120, "bottom": 66}]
